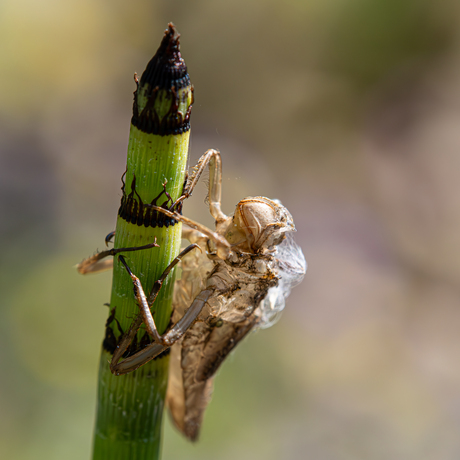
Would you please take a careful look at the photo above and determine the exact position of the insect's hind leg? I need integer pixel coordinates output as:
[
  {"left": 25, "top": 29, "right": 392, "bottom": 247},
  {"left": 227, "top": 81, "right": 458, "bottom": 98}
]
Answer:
[
  {"left": 111, "top": 288, "right": 213, "bottom": 375},
  {"left": 110, "top": 244, "right": 202, "bottom": 374},
  {"left": 77, "top": 240, "right": 159, "bottom": 275}
]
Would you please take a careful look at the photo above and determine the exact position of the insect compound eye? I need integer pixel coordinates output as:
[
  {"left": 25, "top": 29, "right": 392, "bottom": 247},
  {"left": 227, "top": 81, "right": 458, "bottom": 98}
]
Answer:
[
  {"left": 235, "top": 197, "right": 296, "bottom": 252},
  {"left": 231, "top": 200, "right": 264, "bottom": 250},
  {"left": 242, "top": 198, "right": 275, "bottom": 228}
]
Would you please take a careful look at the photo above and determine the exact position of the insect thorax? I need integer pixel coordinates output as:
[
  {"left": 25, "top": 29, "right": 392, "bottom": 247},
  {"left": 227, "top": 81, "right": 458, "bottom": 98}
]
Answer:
[{"left": 202, "top": 253, "right": 279, "bottom": 324}]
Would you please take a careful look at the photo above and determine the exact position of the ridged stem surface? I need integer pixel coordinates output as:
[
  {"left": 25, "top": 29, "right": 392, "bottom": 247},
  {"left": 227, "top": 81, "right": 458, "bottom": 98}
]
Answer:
[{"left": 92, "top": 24, "right": 192, "bottom": 460}]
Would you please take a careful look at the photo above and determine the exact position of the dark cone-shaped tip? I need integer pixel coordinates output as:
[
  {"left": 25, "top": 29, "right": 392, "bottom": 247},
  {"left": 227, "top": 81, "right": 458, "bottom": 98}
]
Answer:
[
  {"left": 131, "top": 23, "right": 193, "bottom": 136},
  {"left": 139, "top": 23, "right": 190, "bottom": 90}
]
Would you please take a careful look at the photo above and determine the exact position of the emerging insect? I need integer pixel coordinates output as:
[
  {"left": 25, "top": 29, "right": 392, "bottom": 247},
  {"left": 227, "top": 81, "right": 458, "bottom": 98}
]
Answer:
[{"left": 78, "top": 149, "right": 306, "bottom": 440}]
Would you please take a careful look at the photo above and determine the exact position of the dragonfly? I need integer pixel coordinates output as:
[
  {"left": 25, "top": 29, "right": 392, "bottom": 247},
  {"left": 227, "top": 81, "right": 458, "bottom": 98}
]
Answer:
[{"left": 78, "top": 149, "right": 306, "bottom": 440}]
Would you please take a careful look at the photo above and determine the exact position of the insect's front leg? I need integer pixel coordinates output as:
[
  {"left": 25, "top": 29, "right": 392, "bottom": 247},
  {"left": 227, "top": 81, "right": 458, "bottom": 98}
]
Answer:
[{"left": 173, "top": 149, "right": 227, "bottom": 223}]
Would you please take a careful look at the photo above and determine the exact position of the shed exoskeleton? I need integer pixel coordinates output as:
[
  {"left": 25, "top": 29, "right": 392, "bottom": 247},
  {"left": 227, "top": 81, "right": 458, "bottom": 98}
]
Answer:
[{"left": 78, "top": 149, "right": 306, "bottom": 440}]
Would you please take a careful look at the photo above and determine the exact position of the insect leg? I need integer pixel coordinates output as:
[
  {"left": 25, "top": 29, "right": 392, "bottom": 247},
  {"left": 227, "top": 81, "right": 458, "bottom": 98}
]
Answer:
[
  {"left": 110, "top": 289, "right": 213, "bottom": 375},
  {"left": 181, "top": 226, "right": 201, "bottom": 241},
  {"left": 173, "top": 149, "right": 227, "bottom": 223},
  {"left": 116, "top": 244, "right": 201, "bottom": 348},
  {"left": 105, "top": 231, "right": 116, "bottom": 246},
  {"left": 77, "top": 255, "right": 114, "bottom": 275},
  {"left": 118, "top": 255, "right": 163, "bottom": 344},
  {"left": 181, "top": 226, "right": 208, "bottom": 245},
  {"left": 145, "top": 203, "right": 231, "bottom": 260},
  {"left": 147, "top": 244, "right": 201, "bottom": 305},
  {"left": 110, "top": 245, "right": 200, "bottom": 374},
  {"left": 110, "top": 312, "right": 144, "bottom": 370},
  {"left": 77, "top": 241, "right": 159, "bottom": 275}
]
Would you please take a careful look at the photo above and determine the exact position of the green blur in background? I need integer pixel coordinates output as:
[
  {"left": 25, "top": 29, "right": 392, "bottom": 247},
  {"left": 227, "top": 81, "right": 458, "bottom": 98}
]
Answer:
[{"left": 2, "top": 0, "right": 460, "bottom": 459}]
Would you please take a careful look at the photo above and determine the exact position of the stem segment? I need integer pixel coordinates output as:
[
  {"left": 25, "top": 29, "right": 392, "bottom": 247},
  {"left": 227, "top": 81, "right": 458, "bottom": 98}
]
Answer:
[{"left": 92, "top": 24, "right": 193, "bottom": 460}]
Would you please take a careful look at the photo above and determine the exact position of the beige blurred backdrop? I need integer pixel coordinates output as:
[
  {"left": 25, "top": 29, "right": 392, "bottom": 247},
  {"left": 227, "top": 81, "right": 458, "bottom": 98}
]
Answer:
[{"left": 2, "top": 1, "right": 460, "bottom": 459}]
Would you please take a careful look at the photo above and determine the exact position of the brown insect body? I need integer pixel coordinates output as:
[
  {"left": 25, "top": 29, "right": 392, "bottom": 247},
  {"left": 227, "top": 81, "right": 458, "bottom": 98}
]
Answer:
[
  {"left": 164, "top": 192, "right": 305, "bottom": 440},
  {"left": 78, "top": 150, "right": 306, "bottom": 441}
]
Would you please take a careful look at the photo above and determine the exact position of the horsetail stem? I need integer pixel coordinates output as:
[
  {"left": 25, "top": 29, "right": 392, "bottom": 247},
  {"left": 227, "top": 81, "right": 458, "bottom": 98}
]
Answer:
[{"left": 92, "top": 24, "right": 193, "bottom": 460}]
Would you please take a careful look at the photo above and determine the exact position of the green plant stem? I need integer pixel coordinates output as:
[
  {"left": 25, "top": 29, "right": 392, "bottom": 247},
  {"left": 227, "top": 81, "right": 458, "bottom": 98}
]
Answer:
[{"left": 92, "top": 24, "right": 193, "bottom": 460}]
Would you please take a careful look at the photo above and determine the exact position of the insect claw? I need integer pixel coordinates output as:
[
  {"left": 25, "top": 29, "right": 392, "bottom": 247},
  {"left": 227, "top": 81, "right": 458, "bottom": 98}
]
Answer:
[
  {"left": 105, "top": 231, "right": 116, "bottom": 246},
  {"left": 118, "top": 255, "right": 134, "bottom": 276}
]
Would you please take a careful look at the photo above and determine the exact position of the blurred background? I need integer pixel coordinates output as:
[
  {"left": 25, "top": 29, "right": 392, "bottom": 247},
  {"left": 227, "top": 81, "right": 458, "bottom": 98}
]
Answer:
[{"left": 2, "top": 0, "right": 460, "bottom": 458}]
